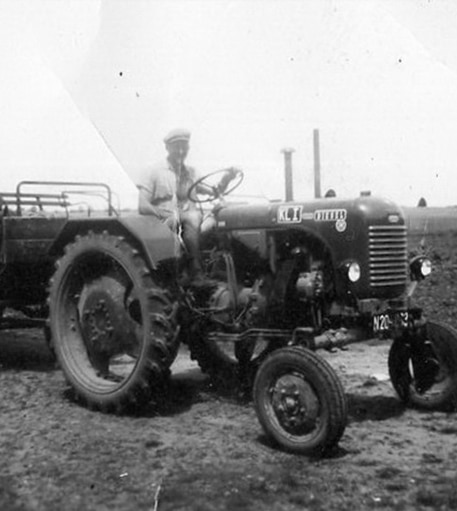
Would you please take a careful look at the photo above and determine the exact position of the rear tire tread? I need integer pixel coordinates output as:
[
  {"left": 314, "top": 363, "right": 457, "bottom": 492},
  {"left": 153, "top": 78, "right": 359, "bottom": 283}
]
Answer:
[{"left": 49, "top": 231, "right": 178, "bottom": 414}]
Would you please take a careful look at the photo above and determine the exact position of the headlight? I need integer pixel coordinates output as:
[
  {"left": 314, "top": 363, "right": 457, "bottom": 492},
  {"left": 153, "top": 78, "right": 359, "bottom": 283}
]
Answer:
[
  {"left": 410, "top": 255, "right": 432, "bottom": 280},
  {"left": 346, "top": 261, "right": 361, "bottom": 282}
]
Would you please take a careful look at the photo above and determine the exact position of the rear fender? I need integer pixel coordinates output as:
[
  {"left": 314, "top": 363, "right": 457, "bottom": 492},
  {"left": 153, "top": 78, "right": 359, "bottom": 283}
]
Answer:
[{"left": 49, "top": 215, "right": 180, "bottom": 269}]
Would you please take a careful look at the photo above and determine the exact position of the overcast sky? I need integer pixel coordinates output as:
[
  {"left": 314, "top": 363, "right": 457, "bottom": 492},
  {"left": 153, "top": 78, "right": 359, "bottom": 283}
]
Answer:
[{"left": 1, "top": 0, "right": 457, "bottom": 208}]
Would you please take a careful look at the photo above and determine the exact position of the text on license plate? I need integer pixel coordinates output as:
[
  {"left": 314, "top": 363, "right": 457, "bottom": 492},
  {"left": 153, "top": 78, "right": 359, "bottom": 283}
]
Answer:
[{"left": 373, "top": 312, "right": 409, "bottom": 332}]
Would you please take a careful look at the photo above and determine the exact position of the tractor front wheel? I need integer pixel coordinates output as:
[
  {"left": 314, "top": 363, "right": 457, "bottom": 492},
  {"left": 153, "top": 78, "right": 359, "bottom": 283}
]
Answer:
[
  {"left": 389, "top": 321, "right": 457, "bottom": 411},
  {"left": 253, "top": 346, "right": 347, "bottom": 455}
]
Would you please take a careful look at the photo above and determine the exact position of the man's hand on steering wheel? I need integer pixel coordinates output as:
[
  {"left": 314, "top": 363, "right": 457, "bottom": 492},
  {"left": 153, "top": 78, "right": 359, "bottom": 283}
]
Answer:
[
  {"left": 188, "top": 167, "right": 244, "bottom": 203},
  {"left": 216, "top": 167, "right": 240, "bottom": 195}
]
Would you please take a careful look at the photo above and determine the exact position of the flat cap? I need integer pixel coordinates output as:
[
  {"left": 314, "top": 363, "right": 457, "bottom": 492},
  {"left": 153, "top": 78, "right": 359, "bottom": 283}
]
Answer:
[{"left": 163, "top": 128, "right": 191, "bottom": 144}]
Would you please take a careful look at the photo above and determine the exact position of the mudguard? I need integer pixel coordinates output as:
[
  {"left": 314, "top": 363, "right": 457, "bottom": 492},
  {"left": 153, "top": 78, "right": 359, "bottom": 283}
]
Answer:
[{"left": 49, "top": 213, "right": 181, "bottom": 270}]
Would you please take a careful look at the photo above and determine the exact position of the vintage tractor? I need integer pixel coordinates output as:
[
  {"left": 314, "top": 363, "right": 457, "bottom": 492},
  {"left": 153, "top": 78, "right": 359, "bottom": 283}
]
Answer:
[{"left": 1, "top": 174, "right": 457, "bottom": 455}]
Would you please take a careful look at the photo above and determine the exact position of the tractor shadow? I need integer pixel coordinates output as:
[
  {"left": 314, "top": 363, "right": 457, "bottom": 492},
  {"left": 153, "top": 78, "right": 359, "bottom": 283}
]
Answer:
[
  {"left": 0, "top": 329, "right": 56, "bottom": 372},
  {"left": 346, "top": 392, "right": 405, "bottom": 422},
  {"left": 145, "top": 365, "right": 406, "bottom": 423},
  {"left": 140, "top": 362, "right": 247, "bottom": 418},
  {"left": 137, "top": 345, "right": 249, "bottom": 417}
]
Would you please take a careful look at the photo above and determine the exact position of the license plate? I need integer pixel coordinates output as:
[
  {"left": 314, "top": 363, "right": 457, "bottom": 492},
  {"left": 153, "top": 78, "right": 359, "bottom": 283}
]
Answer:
[{"left": 373, "top": 312, "right": 409, "bottom": 333}]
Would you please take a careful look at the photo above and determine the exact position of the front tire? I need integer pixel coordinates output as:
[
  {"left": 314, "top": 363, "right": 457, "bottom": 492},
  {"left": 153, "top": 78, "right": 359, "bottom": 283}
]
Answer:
[
  {"left": 49, "top": 231, "right": 178, "bottom": 413},
  {"left": 253, "top": 346, "right": 347, "bottom": 455},
  {"left": 388, "top": 321, "right": 457, "bottom": 411}
]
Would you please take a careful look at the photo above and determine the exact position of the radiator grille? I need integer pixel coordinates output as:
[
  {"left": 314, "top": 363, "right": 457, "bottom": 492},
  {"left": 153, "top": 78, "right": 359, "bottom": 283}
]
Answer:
[{"left": 368, "top": 225, "right": 407, "bottom": 287}]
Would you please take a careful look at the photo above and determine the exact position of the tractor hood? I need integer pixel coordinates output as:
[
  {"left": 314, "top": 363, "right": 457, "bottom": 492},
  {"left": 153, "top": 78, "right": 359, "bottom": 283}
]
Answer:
[{"left": 216, "top": 195, "right": 405, "bottom": 233}]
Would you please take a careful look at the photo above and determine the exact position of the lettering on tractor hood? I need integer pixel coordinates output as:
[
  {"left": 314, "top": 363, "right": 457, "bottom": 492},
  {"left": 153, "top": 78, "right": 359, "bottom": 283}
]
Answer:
[
  {"left": 277, "top": 205, "right": 348, "bottom": 232},
  {"left": 314, "top": 209, "right": 347, "bottom": 222},
  {"left": 314, "top": 208, "right": 348, "bottom": 232},
  {"left": 277, "top": 205, "right": 303, "bottom": 223}
]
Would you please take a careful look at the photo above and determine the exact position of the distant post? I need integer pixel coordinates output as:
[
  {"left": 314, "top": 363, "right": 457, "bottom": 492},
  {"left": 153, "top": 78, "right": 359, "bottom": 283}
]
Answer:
[
  {"left": 282, "top": 147, "right": 295, "bottom": 202},
  {"left": 313, "top": 129, "right": 321, "bottom": 199}
]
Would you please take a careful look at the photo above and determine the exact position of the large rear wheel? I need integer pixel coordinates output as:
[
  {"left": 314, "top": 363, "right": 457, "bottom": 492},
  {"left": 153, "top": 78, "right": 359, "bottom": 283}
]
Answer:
[
  {"left": 49, "top": 231, "right": 178, "bottom": 413},
  {"left": 388, "top": 321, "right": 457, "bottom": 411},
  {"left": 253, "top": 346, "right": 347, "bottom": 455}
]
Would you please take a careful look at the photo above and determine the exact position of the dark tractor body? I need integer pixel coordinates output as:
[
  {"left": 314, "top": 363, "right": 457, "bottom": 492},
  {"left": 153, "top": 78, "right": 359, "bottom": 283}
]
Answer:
[
  {"left": 217, "top": 195, "right": 407, "bottom": 300},
  {"left": 2, "top": 175, "right": 456, "bottom": 456}
]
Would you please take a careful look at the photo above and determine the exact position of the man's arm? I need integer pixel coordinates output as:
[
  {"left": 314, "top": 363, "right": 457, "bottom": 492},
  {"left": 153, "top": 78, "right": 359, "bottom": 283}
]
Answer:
[
  {"left": 192, "top": 167, "right": 240, "bottom": 198},
  {"left": 137, "top": 161, "right": 175, "bottom": 211},
  {"left": 137, "top": 185, "right": 163, "bottom": 216},
  {"left": 216, "top": 167, "right": 239, "bottom": 194}
]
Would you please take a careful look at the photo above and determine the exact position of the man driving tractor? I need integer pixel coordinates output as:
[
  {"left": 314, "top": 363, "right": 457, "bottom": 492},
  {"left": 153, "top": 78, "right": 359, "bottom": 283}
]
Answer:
[{"left": 137, "top": 128, "right": 237, "bottom": 287}]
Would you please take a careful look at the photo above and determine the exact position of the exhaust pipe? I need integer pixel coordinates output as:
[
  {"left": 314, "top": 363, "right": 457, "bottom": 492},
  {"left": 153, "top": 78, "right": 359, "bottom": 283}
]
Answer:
[
  {"left": 313, "top": 129, "right": 321, "bottom": 199},
  {"left": 282, "top": 147, "right": 295, "bottom": 202}
]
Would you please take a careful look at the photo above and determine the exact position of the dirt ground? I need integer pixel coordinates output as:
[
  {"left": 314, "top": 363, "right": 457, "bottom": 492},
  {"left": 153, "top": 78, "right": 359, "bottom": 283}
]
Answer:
[{"left": 2, "top": 231, "right": 457, "bottom": 511}]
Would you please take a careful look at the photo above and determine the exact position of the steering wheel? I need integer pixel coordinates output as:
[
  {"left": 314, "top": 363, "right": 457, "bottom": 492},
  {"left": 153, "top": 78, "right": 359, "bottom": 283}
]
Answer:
[{"left": 187, "top": 167, "right": 244, "bottom": 204}]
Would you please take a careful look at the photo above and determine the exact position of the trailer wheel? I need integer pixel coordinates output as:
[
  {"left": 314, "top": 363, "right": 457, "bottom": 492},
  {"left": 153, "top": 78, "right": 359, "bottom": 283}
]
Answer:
[
  {"left": 48, "top": 231, "right": 178, "bottom": 414},
  {"left": 389, "top": 321, "right": 457, "bottom": 411},
  {"left": 253, "top": 346, "right": 347, "bottom": 455}
]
